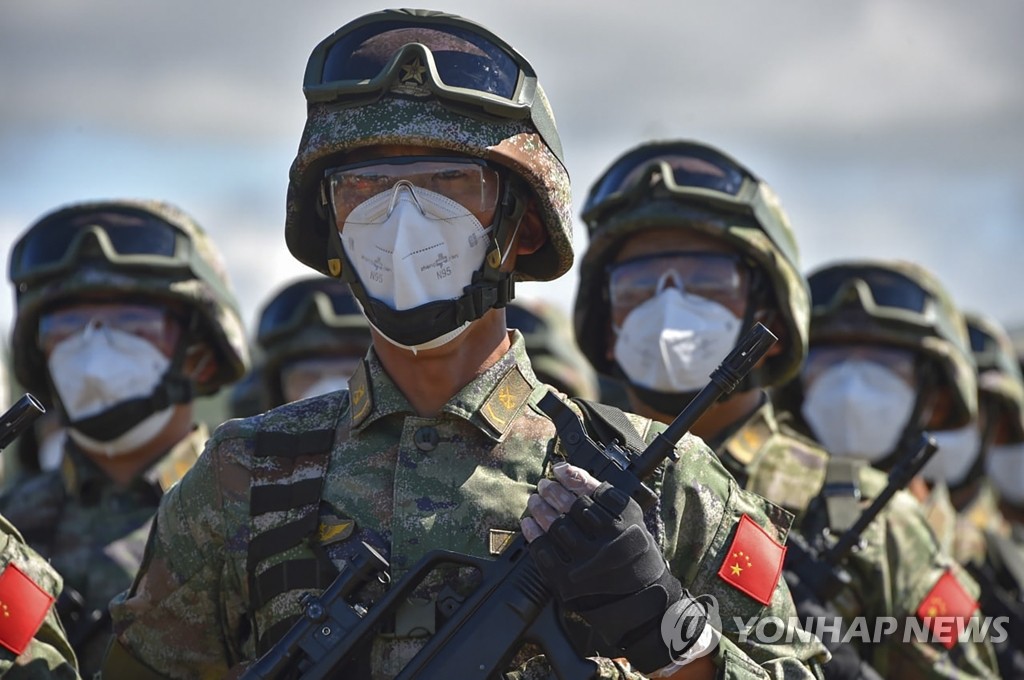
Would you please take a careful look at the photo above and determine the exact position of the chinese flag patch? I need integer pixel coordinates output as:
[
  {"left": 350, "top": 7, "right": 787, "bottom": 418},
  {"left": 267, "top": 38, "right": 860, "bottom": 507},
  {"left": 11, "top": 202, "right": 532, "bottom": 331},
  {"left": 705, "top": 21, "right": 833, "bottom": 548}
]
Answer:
[
  {"left": 916, "top": 569, "right": 979, "bottom": 650},
  {"left": 0, "top": 563, "right": 55, "bottom": 656},
  {"left": 717, "top": 514, "right": 786, "bottom": 606}
]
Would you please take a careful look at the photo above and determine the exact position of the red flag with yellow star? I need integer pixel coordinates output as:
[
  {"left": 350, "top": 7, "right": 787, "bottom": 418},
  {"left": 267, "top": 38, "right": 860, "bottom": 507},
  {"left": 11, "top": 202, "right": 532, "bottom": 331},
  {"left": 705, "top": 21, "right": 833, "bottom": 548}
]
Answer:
[
  {"left": 717, "top": 514, "right": 786, "bottom": 606},
  {"left": 916, "top": 569, "right": 978, "bottom": 650},
  {"left": 0, "top": 563, "right": 55, "bottom": 656}
]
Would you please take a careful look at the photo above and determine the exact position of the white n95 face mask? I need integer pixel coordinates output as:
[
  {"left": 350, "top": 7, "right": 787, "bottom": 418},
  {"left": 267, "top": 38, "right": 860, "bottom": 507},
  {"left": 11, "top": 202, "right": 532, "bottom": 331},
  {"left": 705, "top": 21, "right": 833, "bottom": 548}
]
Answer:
[
  {"left": 342, "top": 184, "right": 492, "bottom": 310},
  {"left": 47, "top": 326, "right": 174, "bottom": 457},
  {"left": 341, "top": 184, "right": 494, "bottom": 352},
  {"left": 613, "top": 286, "right": 741, "bottom": 394},
  {"left": 801, "top": 359, "right": 917, "bottom": 462},
  {"left": 985, "top": 441, "right": 1024, "bottom": 506},
  {"left": 920, "top": 424, "right": 981, "bottom": 488}
]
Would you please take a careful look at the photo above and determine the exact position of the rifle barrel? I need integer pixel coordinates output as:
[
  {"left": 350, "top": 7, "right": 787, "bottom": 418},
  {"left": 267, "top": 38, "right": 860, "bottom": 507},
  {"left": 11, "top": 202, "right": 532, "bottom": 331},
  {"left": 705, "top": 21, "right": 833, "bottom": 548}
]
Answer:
[{"left": 0, "top": 394, "right": 45, "bottom": 452}]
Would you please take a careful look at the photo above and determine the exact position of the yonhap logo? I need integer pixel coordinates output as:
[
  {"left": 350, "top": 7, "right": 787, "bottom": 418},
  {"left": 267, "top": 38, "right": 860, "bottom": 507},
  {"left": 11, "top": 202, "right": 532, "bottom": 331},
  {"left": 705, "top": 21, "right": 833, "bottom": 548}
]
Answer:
[{"left": 660, "top": 594, "right": 723, "bottom": 661}]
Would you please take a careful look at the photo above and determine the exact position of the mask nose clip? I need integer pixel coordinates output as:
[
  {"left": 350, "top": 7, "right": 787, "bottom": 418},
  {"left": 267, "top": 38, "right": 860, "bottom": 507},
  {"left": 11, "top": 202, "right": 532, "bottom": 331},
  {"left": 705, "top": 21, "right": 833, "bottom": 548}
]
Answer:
[
  {"left": 656, "top": 268, "right": 685, "bottom": 295},
  {"left": 385, "top": 180, "right": 427, "bottom": 219}
]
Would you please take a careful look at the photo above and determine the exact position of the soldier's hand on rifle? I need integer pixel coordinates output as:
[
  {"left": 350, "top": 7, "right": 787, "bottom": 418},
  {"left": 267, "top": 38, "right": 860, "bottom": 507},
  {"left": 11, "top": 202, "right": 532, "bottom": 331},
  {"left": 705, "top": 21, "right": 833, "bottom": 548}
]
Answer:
[{"left": 521, "top": 462, "right": 711, "bottom": 674}]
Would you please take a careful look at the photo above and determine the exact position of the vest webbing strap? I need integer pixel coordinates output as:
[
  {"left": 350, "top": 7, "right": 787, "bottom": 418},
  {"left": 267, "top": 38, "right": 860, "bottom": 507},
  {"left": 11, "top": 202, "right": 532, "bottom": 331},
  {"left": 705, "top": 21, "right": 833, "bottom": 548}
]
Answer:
[
  {"left": 248, "top": 512, "right": 322, "bottom": 575},
  {"left": 250, "top": 478, "right": 326, "bottom": 515},
  {"left": 253, "top": 428, "right": 336, "bottom": 458},
  {"left": 247, "top": 418, "right": 341, "bottom": 653},
  {"left": 253, "top": 557, "right": 338, "bottom": 610}
]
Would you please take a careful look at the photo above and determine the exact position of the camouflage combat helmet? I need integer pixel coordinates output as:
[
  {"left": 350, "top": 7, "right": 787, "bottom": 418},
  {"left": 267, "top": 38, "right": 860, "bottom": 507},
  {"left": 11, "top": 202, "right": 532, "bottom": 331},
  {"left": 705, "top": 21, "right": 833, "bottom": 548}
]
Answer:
[
  {"left": 965, "top": 311, "right": 1024, "bottom": 444},
  {"left": 285, "top": 8, "right": 572, "bottom": 284},
  {"left": 575, "top": 139, "right": 809, "bottom": 389},
  {"left": 8, "top": 199, "right": 249, "bottom": 403},
  {"left": 806, "top": 259, "right": 977, "bottom": 429},
  {"left": 255, "top": 276, "right": 370, "bottom": 405},
  {"left": 506, "top": 299, "right": 599, "bottom": 400}
]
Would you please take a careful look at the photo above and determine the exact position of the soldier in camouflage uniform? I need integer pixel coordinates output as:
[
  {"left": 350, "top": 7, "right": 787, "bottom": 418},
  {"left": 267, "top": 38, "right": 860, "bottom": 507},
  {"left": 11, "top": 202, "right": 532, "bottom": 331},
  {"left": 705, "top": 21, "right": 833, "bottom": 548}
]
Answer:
[
  {"left": 229, "top": 277, "right": 372, "bottom": 418},
  {"left": 0, "top": 512, "right": 80, "bottom": 679},
  {"left": 576, "top": 141, "right": 999, "bottom": 678},
  {"left": 0, "top": 199, "right": 249, "bottom": 676},
  {"left": 505, "top": 299, "right": 599, "bottom": 401},
  {"left": 773, "top": 259, "right": 1000, "bottom": 677},
  {"left": 918, "top": 312, "right": 1023, "bottom": 565},
  {"left": 104, "top": 10, "right": 826, "bottom": 679},
  {"left": 957, "top": 312, "right": 1024, "bottom": 678}
]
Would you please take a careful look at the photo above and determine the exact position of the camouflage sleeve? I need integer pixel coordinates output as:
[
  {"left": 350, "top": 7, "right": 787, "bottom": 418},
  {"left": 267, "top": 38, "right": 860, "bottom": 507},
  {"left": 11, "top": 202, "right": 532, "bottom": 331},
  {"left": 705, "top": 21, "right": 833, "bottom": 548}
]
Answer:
[
  {"left": 845, "top": 480, "right": 1000, "bottom": 679},
  {"left": 105, "top": 417, "right": 258, "bottom": 679},
  {"left": 657, "top": 430, "right": 830, "bottom": 679},
  {"left": 0, "top": 518, "right": 80, "bottom": 680}
]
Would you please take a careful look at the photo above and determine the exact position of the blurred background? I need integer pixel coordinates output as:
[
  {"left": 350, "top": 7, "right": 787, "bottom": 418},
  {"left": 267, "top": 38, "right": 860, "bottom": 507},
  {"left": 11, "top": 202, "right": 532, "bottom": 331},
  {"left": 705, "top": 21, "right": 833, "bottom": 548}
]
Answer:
[{"left": 2, "top": 0, "right": 1023, "bottom": 351}]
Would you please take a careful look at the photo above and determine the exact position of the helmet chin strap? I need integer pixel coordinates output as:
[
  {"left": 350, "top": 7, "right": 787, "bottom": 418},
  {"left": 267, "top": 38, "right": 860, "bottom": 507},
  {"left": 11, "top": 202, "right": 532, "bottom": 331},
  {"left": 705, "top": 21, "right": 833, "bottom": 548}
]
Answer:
[{"left": 335, "top": 177, "right": 528, "bottom": 347}]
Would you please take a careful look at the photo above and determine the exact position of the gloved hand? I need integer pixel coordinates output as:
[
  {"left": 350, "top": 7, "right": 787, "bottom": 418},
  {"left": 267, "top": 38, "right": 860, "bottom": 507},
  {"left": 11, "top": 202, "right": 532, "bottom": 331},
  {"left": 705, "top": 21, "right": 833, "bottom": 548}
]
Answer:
[{"left": 521, "top": 462, "right": 709, "bottom": 674}]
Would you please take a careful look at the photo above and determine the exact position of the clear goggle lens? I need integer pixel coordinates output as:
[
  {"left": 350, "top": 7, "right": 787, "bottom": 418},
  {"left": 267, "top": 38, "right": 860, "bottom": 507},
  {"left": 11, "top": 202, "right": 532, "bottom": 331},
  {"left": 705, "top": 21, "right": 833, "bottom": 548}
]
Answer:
[
  {"left": 326, "top": 156, "right": 502, "bottom": 228},
  {"left": 38, "top": 303, "right": 176, "bottom": 355},
  {"left": 802, "top": 344, "right": 918, "bottom": 388},
  {"left": 606, "top": 252, "right": 749, "bottom": 320}
]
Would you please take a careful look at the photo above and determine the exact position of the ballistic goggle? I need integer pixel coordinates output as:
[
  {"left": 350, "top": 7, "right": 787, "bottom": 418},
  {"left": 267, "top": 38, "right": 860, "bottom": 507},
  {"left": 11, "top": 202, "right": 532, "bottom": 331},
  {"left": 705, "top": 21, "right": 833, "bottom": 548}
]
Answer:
[
  {"left": 303, "top": 9, "right": 563, "bottom": 162},
  {"left": 581, "top": 142, "right": 797, "bottom": 265},
  {"left": 257, "top": 279, "right": 367, "bottom": 346},
  {"left": 808, "top": 266, "right": 936, "bottom": 326},
  {"left": 9, "top": 210, "right": 221, "bottom": 292}
]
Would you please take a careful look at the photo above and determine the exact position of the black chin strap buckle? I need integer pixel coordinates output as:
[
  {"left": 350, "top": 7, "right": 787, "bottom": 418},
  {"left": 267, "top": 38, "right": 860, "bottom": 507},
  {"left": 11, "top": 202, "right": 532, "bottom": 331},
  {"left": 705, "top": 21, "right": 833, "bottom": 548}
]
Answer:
[{"left": 462, "top": 276, "right": 515, "bottom": 319}]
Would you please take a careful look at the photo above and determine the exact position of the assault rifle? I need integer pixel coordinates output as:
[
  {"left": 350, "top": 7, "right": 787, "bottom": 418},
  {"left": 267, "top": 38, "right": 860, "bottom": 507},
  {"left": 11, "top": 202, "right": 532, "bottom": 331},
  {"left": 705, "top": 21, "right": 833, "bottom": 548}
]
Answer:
[
  {"left": 0, "top": 393, "right": 45, "bottom": 452},
  {"left": 242, "top": 323, "right": 778, "bottom": 680},
  {"left": 783, "top": 432, "right": 939, "bottom": 604}
]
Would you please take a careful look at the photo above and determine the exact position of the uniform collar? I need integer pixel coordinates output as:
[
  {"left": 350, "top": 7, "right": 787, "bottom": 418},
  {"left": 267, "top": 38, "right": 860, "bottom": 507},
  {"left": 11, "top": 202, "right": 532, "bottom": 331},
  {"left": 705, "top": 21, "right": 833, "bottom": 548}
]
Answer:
[
  {"left": 349, "top": 330, "right": 541, "bottom": 442},
  {"left": 712, "top": 391, "right": 777, "bottom": 471},
  {"left": 61, "top": 423, "right": 208, "bottom": 501}
]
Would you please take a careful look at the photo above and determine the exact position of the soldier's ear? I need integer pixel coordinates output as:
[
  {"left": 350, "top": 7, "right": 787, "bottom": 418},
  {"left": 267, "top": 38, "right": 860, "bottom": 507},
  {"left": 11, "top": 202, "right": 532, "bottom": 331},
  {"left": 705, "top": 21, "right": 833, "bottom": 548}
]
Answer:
[{"left": 515, "top": 208, "right": 545, "bottom": 256}]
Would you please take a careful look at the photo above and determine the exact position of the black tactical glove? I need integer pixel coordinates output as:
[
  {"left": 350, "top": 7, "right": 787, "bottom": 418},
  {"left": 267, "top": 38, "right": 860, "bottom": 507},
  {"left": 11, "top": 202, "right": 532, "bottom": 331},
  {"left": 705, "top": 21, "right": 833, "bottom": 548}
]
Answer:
[{"left": 529, "top": 482, "right": 708, "bottom": 673}]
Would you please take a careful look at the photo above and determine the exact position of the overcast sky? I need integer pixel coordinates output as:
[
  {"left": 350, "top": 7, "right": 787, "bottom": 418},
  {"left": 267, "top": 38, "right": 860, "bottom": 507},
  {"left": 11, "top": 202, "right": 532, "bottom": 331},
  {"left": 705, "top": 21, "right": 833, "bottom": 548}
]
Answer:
[{"left": 2, "top": 0, "right": 1022, "bottom": 352}]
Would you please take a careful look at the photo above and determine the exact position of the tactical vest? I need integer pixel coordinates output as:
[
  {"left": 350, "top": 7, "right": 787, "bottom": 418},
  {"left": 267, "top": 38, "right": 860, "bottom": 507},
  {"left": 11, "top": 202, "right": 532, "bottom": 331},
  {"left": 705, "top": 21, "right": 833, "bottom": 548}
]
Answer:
[
  {"left": 246, "top": 390, "right": 349, "bottom": 652},
  {"left": 243, "top": 388, "right": 668, "bottom": 659}
]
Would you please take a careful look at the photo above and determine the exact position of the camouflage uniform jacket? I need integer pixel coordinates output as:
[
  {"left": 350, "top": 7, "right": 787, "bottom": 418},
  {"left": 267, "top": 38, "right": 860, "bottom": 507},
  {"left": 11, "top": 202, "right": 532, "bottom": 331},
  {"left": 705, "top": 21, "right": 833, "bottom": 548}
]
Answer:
[
  {"left": 107, "top": 332, "right": 827, "bottom": 679},
  {"left": 0, "top": 513, "right": 79, "bottom": 679},
  {"left": 0, "top": 424, "right": 208, "bottom": 676},
  {"left": 953, "top": 483, "right": 1005, "bottom": 569},
  {"left": 715, "top": 402, "right": 999, "bottom": 678}
]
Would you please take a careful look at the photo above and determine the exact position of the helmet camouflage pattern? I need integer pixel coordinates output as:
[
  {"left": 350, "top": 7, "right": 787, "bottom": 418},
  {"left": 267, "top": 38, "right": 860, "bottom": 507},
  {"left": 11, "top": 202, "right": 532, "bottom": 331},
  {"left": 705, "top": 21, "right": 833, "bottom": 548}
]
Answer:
[
  {"left": 255, "top": 276, "right": 370, "bottom": 405},
  {"left": 964, "top": 311, "right": 1024, "bottom": 443},
  {"left": 505, "top": 299, "right": 599, "bottom": 400},
  {"left": 574, "top": 139, "right": 809, "bottom": 389},
  {"left": 9, "top": 199, "right": 249, "bottom": 403},
  {"left": 285, "top": 9, "right": 572, "bottom": 283},
  {"left": 806, "top": 258, "right": 977, "bottom": 429}
]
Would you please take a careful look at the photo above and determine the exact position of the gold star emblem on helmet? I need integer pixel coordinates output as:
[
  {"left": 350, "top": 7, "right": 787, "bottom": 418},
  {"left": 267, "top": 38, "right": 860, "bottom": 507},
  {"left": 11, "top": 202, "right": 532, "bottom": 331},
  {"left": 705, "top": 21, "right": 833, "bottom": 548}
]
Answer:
[{"left": 400, "top": 57, "right": 427, "bottom": 86}]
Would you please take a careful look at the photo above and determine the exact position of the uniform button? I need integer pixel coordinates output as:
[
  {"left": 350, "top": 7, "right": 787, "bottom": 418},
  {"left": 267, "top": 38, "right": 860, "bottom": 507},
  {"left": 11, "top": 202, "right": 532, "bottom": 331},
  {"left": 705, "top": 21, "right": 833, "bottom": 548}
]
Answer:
[{"left": 414, "top": 426, "right": 439, "bottom": 452}]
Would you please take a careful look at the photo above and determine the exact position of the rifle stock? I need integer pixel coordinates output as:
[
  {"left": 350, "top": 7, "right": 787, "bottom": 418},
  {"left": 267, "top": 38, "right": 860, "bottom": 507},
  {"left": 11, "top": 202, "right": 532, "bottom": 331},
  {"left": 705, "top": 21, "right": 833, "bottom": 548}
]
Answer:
[{"left": 242, "top": 324, "right": 777, "bottom": 679}]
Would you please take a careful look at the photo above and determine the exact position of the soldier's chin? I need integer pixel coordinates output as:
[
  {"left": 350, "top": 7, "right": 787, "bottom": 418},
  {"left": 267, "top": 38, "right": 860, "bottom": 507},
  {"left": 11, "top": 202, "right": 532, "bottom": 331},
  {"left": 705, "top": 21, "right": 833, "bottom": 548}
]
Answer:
[{"left": 627, "top": 384, "right": 699, "bottom": 420}]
